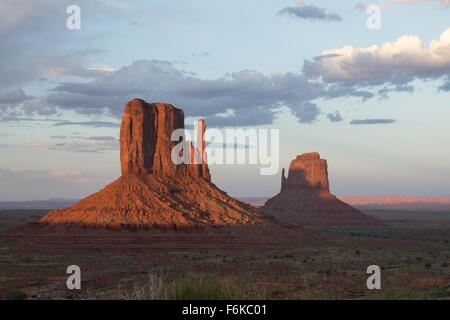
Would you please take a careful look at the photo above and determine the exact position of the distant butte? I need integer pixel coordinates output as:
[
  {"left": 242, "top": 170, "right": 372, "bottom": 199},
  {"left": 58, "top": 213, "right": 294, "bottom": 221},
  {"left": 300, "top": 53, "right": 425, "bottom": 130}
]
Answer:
[
  {"left": 39, "top": 99, "right": 262, "bottom": 230},
  {"left": 262, "top": 152, "right": 384, "bottom": 227}
]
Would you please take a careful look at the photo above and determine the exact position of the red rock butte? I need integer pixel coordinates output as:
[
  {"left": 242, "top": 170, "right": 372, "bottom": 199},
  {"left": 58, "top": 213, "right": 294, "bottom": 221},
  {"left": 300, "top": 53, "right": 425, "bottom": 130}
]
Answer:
[
  {"left": 39, "top": 99, "right": 263, "bottom": 230},
  {"left": 262, "top": 153, "right": 384, "bottom": 226}
]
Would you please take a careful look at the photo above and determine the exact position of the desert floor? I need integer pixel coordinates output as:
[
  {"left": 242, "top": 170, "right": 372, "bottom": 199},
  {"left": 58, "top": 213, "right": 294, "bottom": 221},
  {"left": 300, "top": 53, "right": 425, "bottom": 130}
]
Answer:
[{"left": 0, "top": 209, "right": 448, "bottom": 300}]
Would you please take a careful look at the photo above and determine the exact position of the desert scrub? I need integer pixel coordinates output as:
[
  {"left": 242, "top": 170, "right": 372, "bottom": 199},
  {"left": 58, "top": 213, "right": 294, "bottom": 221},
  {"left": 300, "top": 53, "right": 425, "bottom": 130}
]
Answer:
[
  {"left": 364, "top": 288, "right": 423, "bottom": 300},
  {"left": 118, "top": 272, "right": 168, "bottom": 300},
  {"left": 167, "top": 273, "right": 264, "bottom": 300},
  {"left": 5, "top": 290, "right": 28, "bottom": 300},
  {"left": 118, "top": 272, "right": 263, "bottom": 300},
  {"left": 366, "top": 285, "right": 450, "bottom": 300},
  {"left": 425, "top": 284, "right": 450, "bottom": 299}
]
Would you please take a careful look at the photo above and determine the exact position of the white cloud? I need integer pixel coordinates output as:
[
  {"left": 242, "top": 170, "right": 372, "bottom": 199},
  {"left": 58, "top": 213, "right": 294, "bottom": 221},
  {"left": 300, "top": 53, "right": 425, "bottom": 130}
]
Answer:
[
  {"left": 85, "top": 66, "right": 117, "bottom": 73},
  {"left": 304, "top": 27, "right": 450, "bottom": 83}
]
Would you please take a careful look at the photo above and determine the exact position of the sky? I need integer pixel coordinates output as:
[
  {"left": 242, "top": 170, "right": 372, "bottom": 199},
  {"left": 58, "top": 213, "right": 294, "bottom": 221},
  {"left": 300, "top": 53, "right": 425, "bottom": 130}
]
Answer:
[{"left": 0, "top": 0, "right": 450, "bottom": 200}]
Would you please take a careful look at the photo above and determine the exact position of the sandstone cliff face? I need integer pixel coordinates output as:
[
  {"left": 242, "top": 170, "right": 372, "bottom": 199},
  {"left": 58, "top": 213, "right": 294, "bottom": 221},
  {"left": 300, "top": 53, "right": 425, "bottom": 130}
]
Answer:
[
  {"left": 263, "top": 153, "right": 384, "bottom": 227},
  {"left": 39, "top": 99, "right": 260, "bottom": 229},
  {"left": 120, "top": 99, "right": 210, "bottom": 180},
  {"left": 120, "top": 99, "right": 182, "bottom": 176},
  {"left": 282, "top": 152, "right": 329, "bottom": 192}
]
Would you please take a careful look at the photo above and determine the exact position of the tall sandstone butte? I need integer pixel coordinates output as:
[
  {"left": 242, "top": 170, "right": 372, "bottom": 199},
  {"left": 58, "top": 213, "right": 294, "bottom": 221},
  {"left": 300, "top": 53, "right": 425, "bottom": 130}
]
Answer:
[
  {"left": 39, "top": 99, "right": 261, "bottom": 229},
  {"left": 262, "top": 153, "right": 384, "bottom": 226},
  {"left": 119, "top": 99, "right": 210, "bottom": 180}
]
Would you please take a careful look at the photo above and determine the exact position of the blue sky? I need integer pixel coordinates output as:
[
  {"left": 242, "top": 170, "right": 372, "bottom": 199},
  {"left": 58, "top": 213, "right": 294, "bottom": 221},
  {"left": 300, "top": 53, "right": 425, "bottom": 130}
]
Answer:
[{"left": 0, "top": 0, "right": 449, "bottom": 200}]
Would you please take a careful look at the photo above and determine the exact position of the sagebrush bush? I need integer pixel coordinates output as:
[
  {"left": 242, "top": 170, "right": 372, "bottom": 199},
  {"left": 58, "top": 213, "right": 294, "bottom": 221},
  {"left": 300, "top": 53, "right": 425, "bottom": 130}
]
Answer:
[
  {"left": 5, "top": 290, "right": 28, "bottom": 300},
  {"left": 119, "top": 272, "right": 263, "bottom": 300}
]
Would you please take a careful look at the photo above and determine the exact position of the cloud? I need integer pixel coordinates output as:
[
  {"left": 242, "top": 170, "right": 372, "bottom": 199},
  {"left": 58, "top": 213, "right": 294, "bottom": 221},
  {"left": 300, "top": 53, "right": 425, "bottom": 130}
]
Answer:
[
  {"left": 85, "top": 66, "right": 117, "bottom": 73},
  {"left": 3, "top": 1, "right": 447, "bottom": 129},
  {"left": 325, "top": 84, "right": 375, "bottom": 101},
  {"left": 0, "top": 1, "right": 67, "bottom": 89},
  {"left": 0, "top": 0, "right": 125, "bottom": 91},
  {"left": 53, "top": 120, "right": 120, "bottom": 128},
  {"left": 0, "top": 88, "right": 35, "bottom": 119},
  {"left": 0, "top": 0, "right": 324, "bottom": 127},
  {"left": 439, "top": 78, "right": 450, "bottom": 91},
  {"left": 303, "top": 27, "right": 450, "bottom": 86},
  {"left": 35, "top": 135, "right": 119, "bottom": 153},
  {"left": 22, "top": 100, "right": 57, "bottom": 116},
  {"left": 45, "top": 60, "right": 326, "bottom": 125},
  {"left": 0, "top": 115, "right": 121, "bottom": 129},
  {"left": 327, "top": 111, "right": 343, "bottom": 122},
  {"left": 355, "top": 3, "right": 370, "bottom": 11},
  {"left": 203, "top": 106, "right": 279, "bottom": 127},
  {"left": 278, "top": 5, "right": 342, "bottom": 22},
  {"left": 29, "top": 139, "right": 119, "bottom": 153},
  {"left": 39, "top": 56, "right": 115, "bottom": 78},
  {"left": 0, "top": 88, "right": 34, "bottom": 115},
  {"left": 0, "top": 88, "right": 33, "bottom": 105},
  {"left": 355, "top": 2, "right": 391, "bottom": 11},
  {"left": 49, "top": 135, "right": 117, "bottom": 141},
  {"left": 85, "top": 136, "right": 117, "bottom": 141},
  {"left": 0, "top": 115, "right": 54, "bottom": 122},
  {"left": 291, "top": 101, "right": 320, "bottom": 123},
  {"left": 350, "top": 119, "right": 396, "bottom": 125}
]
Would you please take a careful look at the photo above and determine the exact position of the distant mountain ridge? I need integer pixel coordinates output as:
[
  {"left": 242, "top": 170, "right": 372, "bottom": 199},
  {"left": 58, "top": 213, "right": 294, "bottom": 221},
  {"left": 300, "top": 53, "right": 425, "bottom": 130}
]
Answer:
[
  {"left": 0, "top": 198, "right": 77, "bottom": 209},
  {"left": 238, "top": 195, "right": 450, "bottom": 211},
  {"left": 3, "top": 195, "right": 450, "bottom": 211},
  {"left": 338, "top": 196, "right": 450, "bottom": 205},
  {"left": 338, "top": 196, "right": 450, "bottom": 211}
]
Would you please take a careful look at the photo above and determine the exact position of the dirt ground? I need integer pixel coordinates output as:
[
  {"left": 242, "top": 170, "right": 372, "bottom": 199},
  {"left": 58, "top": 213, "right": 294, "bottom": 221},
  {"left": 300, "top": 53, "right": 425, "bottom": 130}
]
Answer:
[{"left": 0, "top": 209, "right": 448, "bottom": 300}]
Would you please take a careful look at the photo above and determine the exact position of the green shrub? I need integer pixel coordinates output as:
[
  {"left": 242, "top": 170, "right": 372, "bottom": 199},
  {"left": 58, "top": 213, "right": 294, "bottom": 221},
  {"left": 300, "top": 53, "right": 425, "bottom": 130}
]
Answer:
[
  {"left": 119, "top": 272, "right": 263, "bottom": 300},
  {"left": 164, "top": 274, "right": 258, "bottom": 300},
  {"left": 5, "top": 290, "right": 28, "bottom": 300},
  {"left": 424, "top": 285, "right": 450, "bottom": 299}
]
